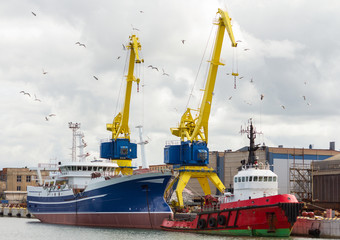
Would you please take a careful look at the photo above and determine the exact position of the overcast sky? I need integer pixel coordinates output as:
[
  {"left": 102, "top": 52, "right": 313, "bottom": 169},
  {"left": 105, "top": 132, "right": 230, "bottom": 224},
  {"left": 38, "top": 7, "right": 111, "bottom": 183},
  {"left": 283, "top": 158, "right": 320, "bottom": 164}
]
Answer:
[{"left": 1, "top": 0, "right": 340, "bottom": 169}]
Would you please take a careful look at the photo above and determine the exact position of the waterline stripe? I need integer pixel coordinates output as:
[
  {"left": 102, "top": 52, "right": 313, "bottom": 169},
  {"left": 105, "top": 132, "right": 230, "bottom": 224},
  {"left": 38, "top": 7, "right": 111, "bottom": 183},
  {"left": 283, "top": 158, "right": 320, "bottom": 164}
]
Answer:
[{"left": 28, "top": 194, "right": 107, "bottom": 205}]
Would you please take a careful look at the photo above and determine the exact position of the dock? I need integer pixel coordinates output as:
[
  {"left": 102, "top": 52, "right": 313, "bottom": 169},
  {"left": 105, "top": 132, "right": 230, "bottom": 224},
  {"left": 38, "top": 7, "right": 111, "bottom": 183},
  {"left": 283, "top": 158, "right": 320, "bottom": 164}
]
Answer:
[
  {"left": 292, "top": 216, "right": 340, "bottom": 238},
  {"left": 0, "top": 206, "right": 32, "bottom": 218}
]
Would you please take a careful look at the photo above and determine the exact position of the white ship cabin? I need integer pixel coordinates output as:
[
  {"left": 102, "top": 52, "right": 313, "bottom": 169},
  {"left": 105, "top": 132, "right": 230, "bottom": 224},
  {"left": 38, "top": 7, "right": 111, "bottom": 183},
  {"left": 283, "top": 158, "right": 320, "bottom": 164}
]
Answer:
[
  {"left": 44, "top": 161, "right": 119, "bottom": 191},
  {"left": 223, "top": 163, "right": 278, "bottom": 202}
]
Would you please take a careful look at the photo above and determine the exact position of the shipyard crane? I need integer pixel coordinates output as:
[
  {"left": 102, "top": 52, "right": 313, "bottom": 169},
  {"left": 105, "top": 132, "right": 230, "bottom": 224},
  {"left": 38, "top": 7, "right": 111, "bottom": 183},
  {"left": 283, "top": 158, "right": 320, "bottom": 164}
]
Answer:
[
  {"left": 164, "top": 9, "right": 238, "bottom": 207},
  {"left": 100, "top": 35, "right": 143, "bottom": 175}
]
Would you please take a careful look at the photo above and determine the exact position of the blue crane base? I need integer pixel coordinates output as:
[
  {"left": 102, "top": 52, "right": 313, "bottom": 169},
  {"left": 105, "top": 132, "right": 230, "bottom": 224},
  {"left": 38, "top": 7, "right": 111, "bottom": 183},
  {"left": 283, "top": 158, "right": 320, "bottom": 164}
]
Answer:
[
  {"left": 164, "top": 141, "right": 209, "bottom": 166},
  {"left": 100, "top": 139, "right": 137, "bottom": 160}
]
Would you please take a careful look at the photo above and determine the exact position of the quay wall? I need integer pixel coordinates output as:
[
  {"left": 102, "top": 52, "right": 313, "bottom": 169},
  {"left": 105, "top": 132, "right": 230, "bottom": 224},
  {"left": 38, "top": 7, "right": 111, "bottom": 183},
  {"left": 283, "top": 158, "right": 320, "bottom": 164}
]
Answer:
[{"left": 292, "top": 216, "right": 340, "bottom": 238}]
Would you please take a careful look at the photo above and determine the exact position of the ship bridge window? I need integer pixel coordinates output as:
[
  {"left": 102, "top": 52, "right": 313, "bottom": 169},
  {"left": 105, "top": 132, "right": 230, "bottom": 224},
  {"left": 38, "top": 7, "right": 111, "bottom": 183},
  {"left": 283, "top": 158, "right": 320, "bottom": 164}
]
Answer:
[
  {"left": 254, "top": 176, "right": 258, "bottom": 182},
  {"left": 98, "top": 167, "right": 103, "bottom": 171},
  {"left": 269, "top": 176, "right": 273, "bottom": 182},
  {"left": 235, "top": 177, "right": 237, "bottom": 183},
  {"left": 242, "top": 177, "right": 245, "bottom": 182},
  {"left": 238, "top": 177, "right": 241, "bottom": 182},
  {"left": 93, "top": 167, "right": 98, "bottom": 171},
  {"left": 273, "top": 176, "right": 277, "bottom": 182},
  {"left": 88, "top": 166, "right": 92, "bottom": 171},
  {"left": 103, "top": 167, "right": 107, "bottom": 172},
  {"left": 249, "top": 176, "right": 252, "bottom": 182},
  {"left": 72, "top": 166, "right": 76, "bottom": 171},
  {"left": 259, "top": 176, "right": 263, "bottom": 182},
  {"left": 77, "top": 166, "right": 81, "bottom": 171},
  {"left": 246, "top": 176, "right": 249, "bottom": 182},
  {"left": 264, "top": 176, "right": 268, "bottom": 182}
]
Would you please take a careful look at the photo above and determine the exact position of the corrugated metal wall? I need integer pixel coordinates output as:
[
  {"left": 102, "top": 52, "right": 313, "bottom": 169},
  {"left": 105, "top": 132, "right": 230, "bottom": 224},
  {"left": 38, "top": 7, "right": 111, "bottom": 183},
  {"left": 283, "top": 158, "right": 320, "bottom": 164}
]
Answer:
[{"left": 313, "top": 174, "right": 340, "bottom": 202}]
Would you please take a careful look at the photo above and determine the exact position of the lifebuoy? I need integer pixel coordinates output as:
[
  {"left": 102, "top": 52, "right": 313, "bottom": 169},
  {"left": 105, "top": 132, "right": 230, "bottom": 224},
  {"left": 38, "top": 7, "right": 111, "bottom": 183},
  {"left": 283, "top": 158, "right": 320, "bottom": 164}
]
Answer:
[
  {"left": 208, "top": 217, "right": 217, "bottom": 227},
  {"left": 197, "top": 219, "right": 206, "bottom": 229},
  {"left": 218, "top": 215, "right": 226, "bottom": 225}
]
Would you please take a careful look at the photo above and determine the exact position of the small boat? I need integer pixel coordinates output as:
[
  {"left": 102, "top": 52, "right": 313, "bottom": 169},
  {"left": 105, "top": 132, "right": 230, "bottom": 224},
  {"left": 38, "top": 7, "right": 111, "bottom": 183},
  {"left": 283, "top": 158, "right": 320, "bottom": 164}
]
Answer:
[{"left": 161, "top": 120, "right": 303, "bottom": 237}]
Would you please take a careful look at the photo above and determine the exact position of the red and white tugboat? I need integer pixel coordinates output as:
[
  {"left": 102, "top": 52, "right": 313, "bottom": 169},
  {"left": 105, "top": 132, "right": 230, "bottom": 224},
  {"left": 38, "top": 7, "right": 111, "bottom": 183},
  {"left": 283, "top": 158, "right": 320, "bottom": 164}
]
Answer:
[{"left": 161, "top": 120, "right": 303, "bottom": 237}]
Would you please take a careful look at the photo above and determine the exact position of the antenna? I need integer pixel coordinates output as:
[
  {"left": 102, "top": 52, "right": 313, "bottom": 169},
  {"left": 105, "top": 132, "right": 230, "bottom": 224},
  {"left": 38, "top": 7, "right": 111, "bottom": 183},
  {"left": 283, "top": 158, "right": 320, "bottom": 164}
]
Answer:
[
  {"left": 69, "top": 122, "right": 80, "bottom": 162},
  {"left": 136, "top": 125, "right": 149, "bottom": 169},
  {"left": 240, "top": 118, "right": 263, "bottom": 165}
]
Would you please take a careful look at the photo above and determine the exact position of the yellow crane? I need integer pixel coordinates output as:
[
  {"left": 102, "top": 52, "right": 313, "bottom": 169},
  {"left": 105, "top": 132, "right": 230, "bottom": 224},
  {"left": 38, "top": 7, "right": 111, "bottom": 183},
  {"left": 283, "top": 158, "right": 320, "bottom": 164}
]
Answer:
[
  {"left": 100, "top": 35, "right": 143, "bottom": 175},
  {"left": 164, "top": 9, "right": 238, "bottom": 207}
]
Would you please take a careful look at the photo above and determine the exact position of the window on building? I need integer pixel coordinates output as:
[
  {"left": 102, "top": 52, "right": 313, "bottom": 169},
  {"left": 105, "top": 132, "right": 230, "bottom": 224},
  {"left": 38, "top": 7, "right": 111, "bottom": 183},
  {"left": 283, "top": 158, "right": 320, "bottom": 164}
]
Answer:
[
  {"left": 17, "top": 186, "right": 21, "bottom": 191},
  {"left": 26, "top": 175, "right": 31, "bottom": 182},
  {"left": 17, "top": 175, "right": 22, "bottom": 182}
]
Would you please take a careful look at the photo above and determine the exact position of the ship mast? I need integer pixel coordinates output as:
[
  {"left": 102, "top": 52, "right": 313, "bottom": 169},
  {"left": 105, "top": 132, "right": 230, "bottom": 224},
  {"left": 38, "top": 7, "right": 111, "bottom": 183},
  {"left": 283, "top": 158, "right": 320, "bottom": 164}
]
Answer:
[{"left": 240, "top": 118, "right": 261, "bottom": 165}]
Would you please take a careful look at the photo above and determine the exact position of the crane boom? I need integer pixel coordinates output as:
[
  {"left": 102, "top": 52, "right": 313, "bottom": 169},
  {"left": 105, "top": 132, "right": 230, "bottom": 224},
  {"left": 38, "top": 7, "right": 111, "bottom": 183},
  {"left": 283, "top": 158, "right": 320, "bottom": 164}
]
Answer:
[
  {"left": 107, "top": 35, "right": 142, "bottom": 140},
  {"left": 100, "top": 35, "right": 142, "bottom": 175},
  {"left": 164, "top": 8, "right": 238, "bottom": 207},
  {"left": 170, "top": 8, "right": 237, "bottom": 144}
]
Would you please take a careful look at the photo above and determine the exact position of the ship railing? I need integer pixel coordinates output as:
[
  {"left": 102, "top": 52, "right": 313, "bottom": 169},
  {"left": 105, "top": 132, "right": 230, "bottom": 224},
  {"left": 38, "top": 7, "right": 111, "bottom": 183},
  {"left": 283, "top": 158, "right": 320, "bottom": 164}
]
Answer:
[
  {"left": 202, "top": 203, "right": 220, "bottom": 212},
  {"left": 241, "top": 162, "right": 272, "bottom": 170},
  {"left": 165, "top": 140, "right": 181, "bottom": 146}
]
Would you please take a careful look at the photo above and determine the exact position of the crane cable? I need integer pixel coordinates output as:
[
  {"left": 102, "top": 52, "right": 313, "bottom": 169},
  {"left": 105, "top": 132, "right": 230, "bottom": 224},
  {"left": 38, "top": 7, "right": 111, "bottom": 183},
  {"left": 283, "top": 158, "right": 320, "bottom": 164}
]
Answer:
[{"left": 185, "top": 24, "right": 215, "bottom": 111}]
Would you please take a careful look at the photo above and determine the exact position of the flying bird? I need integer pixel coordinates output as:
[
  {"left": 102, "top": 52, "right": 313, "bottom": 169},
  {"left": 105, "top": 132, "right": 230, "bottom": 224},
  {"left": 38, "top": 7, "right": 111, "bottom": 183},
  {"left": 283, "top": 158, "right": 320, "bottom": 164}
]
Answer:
[
  {"left": 42, "top": 69, "right": 48, "bottom": 75},
  {"left": 236, "top": 40, "right": 242, "bottom": 43},
  {"left": 117, "top": 56, "right": 121, "bottom": 60},
  {"left": 45, "top": 117, "right": 49, "bottom": 121},
  {"left": 244, "top": 48, "right": 250, "bottom": 51},
  {"left": 75, "top": 42, "right": 86, "bottom": 48},
  {"left": 20, "top": 91, "right": 31, "bottom": 97},
  {"left": 93, "top": 76, "right": 98, "bottom": 80},
  {"left": 228, "top": 96, "right": 232, "bottom": 100},
  {"left": 302, "top": 96, "right": 306, "bottom": 101},
  {"left": 139, "top": 10, "right": 144, "bottom": 13},
  {"left": 250, "top": 78, "right": 254, "bottom": 83},
  {"left": 162, "top": 69, "right": 169, "bottom": 76},
  {"left": 31, "top": 12, "right": 36, "bottom": 16},
  {"left": 131, "top": 25, "right": 140, "bottom": 31},
  {"left": 122, "top": 44, "right": 126, "bottom": 50},
  {"left": 148, "top": 65, "right": 158, "bottom": 71},
  {"left": 239, "top": 76, "right": 244, "bottom": 79},
  {"left": 49, "top": 114, "right": 56, "bottom": 117},
  {"left": 281, "top": 105, "right": 286, "bottom": 109},
  {"left": 181, "top": 40, "right": 186, "bottom": 44},
  {"left": 260, "top": 94, "right": 264, "bottom": 100},
  {"left": 307, "top": 102, "right": 311, "bottom": 106},
  {"left": 34, "top": 94, "right": 41, "bottom": 102}
]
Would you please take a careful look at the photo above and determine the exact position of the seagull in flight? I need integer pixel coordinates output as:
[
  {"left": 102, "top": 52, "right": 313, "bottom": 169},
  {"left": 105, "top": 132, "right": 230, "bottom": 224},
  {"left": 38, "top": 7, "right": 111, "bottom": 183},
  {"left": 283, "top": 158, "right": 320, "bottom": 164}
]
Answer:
[
  {"left": 34, "top": 94, "right": 41, "bottom": 102},
  {"left": 181, "top": 40, "right": 186, "bottom": 44},
  {"left": 162, "top": 68, "right": 169, "bottom": 76},
  {"left": 31, "top": 12, "right": 36, "bottom": 16},
  {"left": 49, "top": 114, "right": 56, "bottom": 117},
  {"left": 75, "top": 42, "right": 86, "bottom": 48},
  {"left": 93, "top": 76, "right": 98, "bottom": 80},
  {"left": 148, "top": 65, "right": 158, "bottom": 71},
  {"left": 20, "top": 91, "right": 31, "bottom": 97},
  {"left": 228, "top": 96, "right": 232, "bottom": 100},
  {"left": 122, "top": 44, "right": 126, "bottom": 51},
  {"left": 302, "top": 96, "right": 306, "bottom": 101},
  {"left": 281, "top": 105, "right": 286, "bottom": 109},
  {"left": 139, "top": 10, "right": 144, "bottom": 13},
  {"left": 244, "top": 48, "right": 250, "bottom": 51},
  {"left": 260, "top": 94, "right": 264, "bottom": 100},
  {"left": 42, "top": 69, "right": 48, "bottom": 75},
  {"left": 131, "top": 25, "right": 140, "bottom": 31}
]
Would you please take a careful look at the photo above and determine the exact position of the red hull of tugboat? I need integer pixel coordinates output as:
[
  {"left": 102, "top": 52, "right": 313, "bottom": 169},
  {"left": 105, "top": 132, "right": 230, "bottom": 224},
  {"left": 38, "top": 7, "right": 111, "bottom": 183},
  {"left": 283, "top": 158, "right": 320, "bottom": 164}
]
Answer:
[{"left": 161, "top": 194, "right": 303, "bottom": 237}]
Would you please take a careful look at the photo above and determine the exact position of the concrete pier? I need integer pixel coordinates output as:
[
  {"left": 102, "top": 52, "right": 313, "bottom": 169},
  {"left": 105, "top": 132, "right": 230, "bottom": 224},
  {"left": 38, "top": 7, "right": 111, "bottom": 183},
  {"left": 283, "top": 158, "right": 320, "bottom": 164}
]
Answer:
[
  {"left": 292, "top": 216, "right": 340, "bottom": 238},
  {"left": 0, "top": 206, "right": 32, "bottom": 218}
]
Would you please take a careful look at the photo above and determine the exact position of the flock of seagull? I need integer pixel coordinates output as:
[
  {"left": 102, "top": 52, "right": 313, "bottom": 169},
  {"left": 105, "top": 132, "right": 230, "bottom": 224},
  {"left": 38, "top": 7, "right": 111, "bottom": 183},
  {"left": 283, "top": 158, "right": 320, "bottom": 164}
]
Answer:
[{"left": 26, "top": 9, "right": 311, "bottom": 121}]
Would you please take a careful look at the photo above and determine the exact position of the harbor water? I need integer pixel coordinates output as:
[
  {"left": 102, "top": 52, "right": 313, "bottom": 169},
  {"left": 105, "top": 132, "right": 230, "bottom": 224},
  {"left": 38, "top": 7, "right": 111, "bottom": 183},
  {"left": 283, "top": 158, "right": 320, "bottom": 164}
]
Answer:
[{"left": 0, "top": 217, "right": 333, "bottom": 240}]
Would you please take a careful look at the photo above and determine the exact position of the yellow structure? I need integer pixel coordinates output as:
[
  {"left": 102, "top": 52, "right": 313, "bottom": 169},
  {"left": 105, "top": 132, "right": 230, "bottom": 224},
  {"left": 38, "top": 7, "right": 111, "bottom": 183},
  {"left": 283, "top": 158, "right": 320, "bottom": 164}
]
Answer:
[
  {"left": 106, "top": 35, "right": 143, "bottom": 175},
  {"left": 167, "top": 9, "right": 238, "bottom": 207}
]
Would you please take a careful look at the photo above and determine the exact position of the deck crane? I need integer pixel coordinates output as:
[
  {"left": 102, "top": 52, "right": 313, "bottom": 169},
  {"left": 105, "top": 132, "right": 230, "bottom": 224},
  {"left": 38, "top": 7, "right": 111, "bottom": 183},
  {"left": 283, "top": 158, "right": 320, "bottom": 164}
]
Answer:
[
  {"left": 100, "top": 35, "right": 143, "bottom": 175},
  {"left": 164, "top": 9, "right": 238, "bottom": 207}
]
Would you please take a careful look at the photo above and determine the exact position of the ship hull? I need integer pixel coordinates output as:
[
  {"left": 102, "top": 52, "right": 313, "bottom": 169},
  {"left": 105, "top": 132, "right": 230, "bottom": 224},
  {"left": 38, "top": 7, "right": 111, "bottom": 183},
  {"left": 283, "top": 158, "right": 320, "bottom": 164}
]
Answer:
[
  {"left": 27, "top": 172, "right": 173, "bottom": 229},
  {"left": 161, "top": 194, "right": 303, "bottom": 237}
]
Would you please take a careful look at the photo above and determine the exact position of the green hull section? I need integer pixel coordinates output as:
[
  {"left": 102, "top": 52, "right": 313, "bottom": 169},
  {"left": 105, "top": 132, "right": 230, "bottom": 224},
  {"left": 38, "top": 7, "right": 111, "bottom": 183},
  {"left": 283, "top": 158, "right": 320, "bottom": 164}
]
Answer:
[{"left": 198, "top": 228, "right": 291, "bottom": 237}]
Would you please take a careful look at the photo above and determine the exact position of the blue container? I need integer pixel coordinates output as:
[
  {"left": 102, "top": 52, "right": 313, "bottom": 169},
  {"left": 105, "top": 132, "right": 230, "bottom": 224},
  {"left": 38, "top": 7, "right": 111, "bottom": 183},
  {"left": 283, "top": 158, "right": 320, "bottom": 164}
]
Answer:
[{"left": 100, "top": 139, "right": 137, "bottom": 159}]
